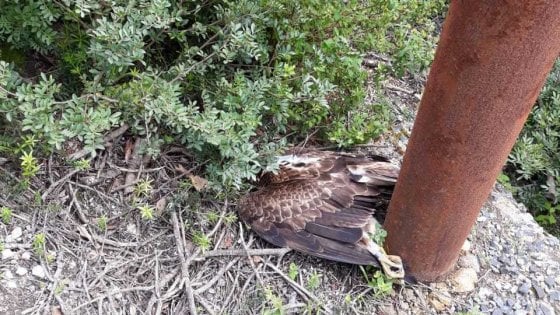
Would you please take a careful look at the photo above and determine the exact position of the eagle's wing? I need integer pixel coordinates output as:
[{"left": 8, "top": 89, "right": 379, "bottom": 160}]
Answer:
[{"left": 239, "top": 167, "right": 392, "bottom": 266}]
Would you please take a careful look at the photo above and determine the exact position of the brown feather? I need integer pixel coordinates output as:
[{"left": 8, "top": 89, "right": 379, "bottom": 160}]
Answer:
[{"left": 237, "top": 150, "right": 399, "bottom": 267}]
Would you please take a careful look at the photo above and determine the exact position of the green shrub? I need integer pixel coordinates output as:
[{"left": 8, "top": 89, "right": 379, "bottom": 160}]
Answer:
[
  {"left": 0, "top": 0, "right": 446, "bottom": 189},
  {"left": 508, "top": 59, "right": 560, "bottom": 233}
]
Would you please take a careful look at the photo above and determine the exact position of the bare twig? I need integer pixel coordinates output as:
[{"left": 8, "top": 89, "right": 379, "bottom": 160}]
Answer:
[
  {"left": 41, "top": 169, "right": 80, "bottom": 202},
  {"left": 71, "top": 286, "right": 155, "bottom": 312},
  {"left": 171, "top": 211, "right": 198, "bottom": 315},
  {"left": 194, "top": 258, "right": 239, "bottom": 294},
  {"left": 199, "top": 248, "right": 292, "bottom": 260}
]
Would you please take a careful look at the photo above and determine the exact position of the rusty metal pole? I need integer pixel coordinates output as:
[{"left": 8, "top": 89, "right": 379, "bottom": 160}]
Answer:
[{"left": 384, "top": 1, "right": 560, "bottom": 282}]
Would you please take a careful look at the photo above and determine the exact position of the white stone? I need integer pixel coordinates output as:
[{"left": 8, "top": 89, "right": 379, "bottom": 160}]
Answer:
[
  {"left": 126, "top": 223, "right": 139, "bottom": 236},
  {"left": 451, "top": 268, "right": 478, "bottom": 293},
  {"left": 21, "top": 252, "right": 31, "bottom": 260},
  {"left": 3, "top": 269, "right": 14, "bottom": 279},
  {"left": 10, "top": 227, "right": 23, "bottom": 240},
  {"left": 15, "top": 266, "right": 27, "bottom": 276},
  {"left": 458, "top": 254, "right": 480, "bottom": 273},
  {"left": 31, "top": 265, "right": 46, "bottom": 279},
  {"left": 461, "top": 240, "right": 471, "bottom": 252},
  {"left": 429, "top": 292, "right": 452, "bottom": 311},
  {"left": 1, "top": 248, "right": 15, "bottom": 260},
  {"left": 5, "top": 280, "right": 17, "bottom": 288}
]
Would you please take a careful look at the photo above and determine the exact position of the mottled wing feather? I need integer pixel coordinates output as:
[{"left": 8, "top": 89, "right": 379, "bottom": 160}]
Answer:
[{"left": 239, "top": 173, "right": 382, "bottom": 266}]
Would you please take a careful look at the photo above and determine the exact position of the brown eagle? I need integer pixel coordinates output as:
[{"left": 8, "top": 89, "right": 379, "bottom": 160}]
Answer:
[{"left": 238, "top": 150, "right": 404, "bottom": 279}]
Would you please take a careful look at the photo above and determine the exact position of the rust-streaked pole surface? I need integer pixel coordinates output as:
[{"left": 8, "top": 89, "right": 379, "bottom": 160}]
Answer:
[{"left": 384, "top": 1, "right": 560, "bottom": 282}]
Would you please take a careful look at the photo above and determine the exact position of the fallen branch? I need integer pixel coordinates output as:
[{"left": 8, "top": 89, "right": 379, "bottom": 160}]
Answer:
[{"left": 199, "top": 248, "right": 292, "bottom": 260}]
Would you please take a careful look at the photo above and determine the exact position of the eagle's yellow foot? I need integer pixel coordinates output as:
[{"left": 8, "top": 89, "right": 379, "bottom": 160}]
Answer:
[{"left": 366, "top": 239, "right": 405, "bottom": 279}]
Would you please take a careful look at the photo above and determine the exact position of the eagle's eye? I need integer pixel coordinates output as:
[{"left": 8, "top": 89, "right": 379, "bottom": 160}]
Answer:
[{"left": 293, "top": 162, "right": 306, "bottom": 167}]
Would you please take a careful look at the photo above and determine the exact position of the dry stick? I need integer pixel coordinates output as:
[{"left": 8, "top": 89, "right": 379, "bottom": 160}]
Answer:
[
  {"left": 195, "top": 293, "right": 217, "bottom": 315},
  {"left": 106, "top": 161, "right": 164, "bottom": 173},
  {"left": 219, "top": 271, "right": 240, "bottom": 314},
  {"left": 170, "top": 211, "right": 198, "bottom": 315},
  {"left": 41, "top": 254, "right": 67, "bottom": 315},
  {"left": 193, "top": 258, "right": 240, "bottom": 294},
  {"left": 385, "top": 83, "right": 415, "bottom": 95},
  {"left": 67, "top": 183, "right": 89, "bottom": 224},
  {"left": 154, "top": 251, "right": 163, "bottom": 315},
  {"left": 71, "top": 286, "right": 155, "bottom": 312},
  {"left": 41, "top": 169, "right": 80, "bottom": 202},
  {"left": 265, "top": 262, "right": 332, "bottom": 314},
  {"left": 199, "top": 248, "right": 292, "bottom": 260}
]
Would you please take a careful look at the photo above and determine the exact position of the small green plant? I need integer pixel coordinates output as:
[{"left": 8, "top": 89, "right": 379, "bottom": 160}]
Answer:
[
  {"left": 496, "top": 172, "right": 515, "bottom": 192},
  {"left": 263, "top": 287, "right": 284, "bottom": 315},
  {"left": 20, "top": 151, "right": 40, "bottom": 178},
  {"left": 134, "top": 179, "right": 153, "bottom": 198},
  {"left": 205, "top": 211, "right": 220, "bottom": 225},
  {"left": 224, "top": 213, "right": 238, "bottom": 226},
  {"left": 72, "top": 159, "right": 90, "bottom": 171},
  {"left": 192, "top": 230, "right": 211, "bottom": 252},
  {"left": 369, "top": 222, "right": 388, "bottom": 245},
  {"left": 97, "top": 215, "right": 108, "bottom": 232},
  {"left": 360, "top": 268, "right": 394, "bottom": 297},
  {"left": 1, "top": 206, "right": 12, "bottom": 224},
  {"left": 138, "top": 204, "right": 154, "bottom": 220},
  {"left": 307, "top": 270, "right": 321, "bottom": 291},
  {"left": 54, "top": 280, "right": 66, "bottom": 295},
  {"left": 33, "top": 233, "right": 46, "bottom": 257},
  {"left": 288, "top": 262, "right": 299, "bottom": 281}
]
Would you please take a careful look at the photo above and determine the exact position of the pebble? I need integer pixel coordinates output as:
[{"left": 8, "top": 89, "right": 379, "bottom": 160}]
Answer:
[
  {"left": 544, "top": 276, "right": 555, "bottom": 287},
  {"left": 11, "top": 226, "right": 23, "bottom": 240},
  {"left": 1, "top": 248, "right": 15, "bottom": 260},
  {"left": 5, "top": 280, "right": 17, "bottom": 288},
  {"left": 458, "top": 254, "right": 481, "bottom": 273},
  {"left": 15, "top": 266, "right": 27, "bottom": 276},
  {"left": 451, "top": 268, "right": 478, "bottom": 293},
  {"left": 549, "top": 290, "right": 560, "bottom": 301},
  {"left": 461, "top": 240, "right": 472, "bottom": 252},
  {"left": 428, "top": 292, "right": 452, "bottom": 312},
  {"left": 518, "top": 282, "right": 531, "bottom": 295},
  {"left": 536, "top": 302, "right": 554, "bottom": 315},
  {"left": 31, "top": 265, "right": 46, "bottom": 279},
  {"left": 533, "top": 283, "right": 546, "bottom": 299},
  {"left": 3, "top": 269, "right": 14, "bottom": 279},
  {"left": 21, "top": 251, "right": 31, "bottom": 260}
]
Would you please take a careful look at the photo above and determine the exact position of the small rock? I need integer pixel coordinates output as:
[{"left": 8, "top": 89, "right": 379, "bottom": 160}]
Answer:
[
  {"left": 533, "top": 283, "right": 546, "bottom": 299},
  {"left": 5, "top": 280, "right": 17, "bottom": 288},
  {"left": 548, "top": 290, "right": 560, "bottom": 301},
  {"left": 458, "top": 254, "right": 481, "bottom": 273},
  {"left": 462, "top": 240, "right": 472, "bottom": 252},
  {"left": 21, "top": 252, "right": 31, "bottom": 260},
  {"left": 31, "top": 265, "right": 46, "bottom": 279},
  {"left": 544, "top": 276, "right": 555, "bottom": 288},
  {"left": 11, "top": 227, "right": 23, "bottom": 240},
  {"left": 378, "top": 305, "right": 397, "bottom": 315},
  {"left": 491, "top": 309, "right": 503, "bottom": 315},
  {"left": 536, "top": 302, "right": 554, "bottom": 315},
  {"left": 1, "top": 248, "right": 15, "bottom": 260},
  {"left": 506, "top": 299, "right": 515, "bottom": 307},
  {"left": 451, "top": 268, "right": 478, "bottom": 293},
  {"left": 126, "top": 223, "right": 139, "bottom": 236},
  {"left": 429, "top": 292, "right": 452, "bottom": 312},
  {"left": 3, "top": 269, "right": 14, "bottom": 279},
  {"left": 15, "top": 266, "right": 27, "bottom": 276},
  {"left": 518, "top": 282, "right": 531, "bottom": 295}
]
